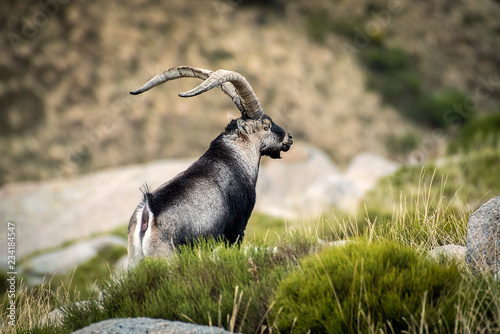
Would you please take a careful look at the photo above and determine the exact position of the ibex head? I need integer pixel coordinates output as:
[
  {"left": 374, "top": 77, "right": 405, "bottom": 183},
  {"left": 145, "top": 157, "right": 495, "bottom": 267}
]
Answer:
[{"left": 130, "top": 66, "right": 292, "bottom": 159}]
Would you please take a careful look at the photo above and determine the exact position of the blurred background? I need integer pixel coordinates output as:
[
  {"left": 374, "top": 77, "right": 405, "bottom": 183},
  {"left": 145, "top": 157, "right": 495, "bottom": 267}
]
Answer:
[
  {"left": 1, "top": 0, "right": 500, "bottom": 286},
  {"left": 1, "top": 0, "right": 499, "bottom": 184}
]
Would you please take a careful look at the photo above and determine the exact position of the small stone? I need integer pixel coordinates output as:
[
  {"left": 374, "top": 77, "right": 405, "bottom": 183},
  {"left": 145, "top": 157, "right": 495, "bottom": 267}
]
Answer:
[
  {"left": 330, "top": 240, "right": 352, "bottom": 247},
  {"left": 39, "top": 307, "right": 65, "bottom": 327},
  {"left": 430, "top": 245, "right": 466, "bottom": 261}
]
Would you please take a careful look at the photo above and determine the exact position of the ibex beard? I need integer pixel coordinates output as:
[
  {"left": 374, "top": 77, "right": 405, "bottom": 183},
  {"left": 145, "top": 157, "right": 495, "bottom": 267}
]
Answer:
[{"left": 127, "top": 66, "right": 292, "bottom": 268}]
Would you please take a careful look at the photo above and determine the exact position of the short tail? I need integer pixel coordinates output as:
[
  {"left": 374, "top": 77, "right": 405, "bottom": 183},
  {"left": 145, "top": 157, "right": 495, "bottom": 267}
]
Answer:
[
  {"left": 140, "top": 184, "right": 154, "bottom": 240},
  {"left": 129, "top": 184, "right": 155, "bottom": 269}
]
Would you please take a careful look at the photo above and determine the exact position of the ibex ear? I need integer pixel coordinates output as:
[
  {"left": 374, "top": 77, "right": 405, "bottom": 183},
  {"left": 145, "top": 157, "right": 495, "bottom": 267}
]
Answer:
[{"left": 237, "top": 118, "right": 253, "bottom": 135}]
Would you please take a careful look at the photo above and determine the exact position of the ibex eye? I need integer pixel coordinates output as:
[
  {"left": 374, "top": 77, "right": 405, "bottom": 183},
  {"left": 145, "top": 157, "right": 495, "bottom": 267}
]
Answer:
[{"left": 264, "top": 126, "right": 270, "bottom": 131}]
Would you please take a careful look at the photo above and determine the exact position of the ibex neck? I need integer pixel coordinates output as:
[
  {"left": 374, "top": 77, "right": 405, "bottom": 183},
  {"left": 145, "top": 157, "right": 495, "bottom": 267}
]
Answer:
[{"left": 211, "top": 133, "right": 261, "bottom": 185}]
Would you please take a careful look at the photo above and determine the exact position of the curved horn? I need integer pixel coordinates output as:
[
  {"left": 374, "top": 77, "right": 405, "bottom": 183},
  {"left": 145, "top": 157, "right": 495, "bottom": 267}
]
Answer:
[
  {"left": 179, "top": 69, "right": 264, "bottom": 119},
  {"left": 130, "top": 66, "right": 244, "bottom": 114}
]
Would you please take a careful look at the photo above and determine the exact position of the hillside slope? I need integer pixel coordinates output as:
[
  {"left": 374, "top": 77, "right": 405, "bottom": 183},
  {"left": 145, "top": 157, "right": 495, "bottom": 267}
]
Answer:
[{"left": 1, "top": 0, "right": 499, "bottom": 185}]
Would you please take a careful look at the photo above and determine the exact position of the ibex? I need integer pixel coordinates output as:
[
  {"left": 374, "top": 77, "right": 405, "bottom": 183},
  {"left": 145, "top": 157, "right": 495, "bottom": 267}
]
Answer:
[{"left": 127, "top": 66, "right": 293, "bottom": 268}]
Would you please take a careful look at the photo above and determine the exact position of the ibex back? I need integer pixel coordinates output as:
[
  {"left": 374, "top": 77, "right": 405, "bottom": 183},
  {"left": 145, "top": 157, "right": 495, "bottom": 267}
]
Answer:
[{"left": 127, "top": 66, "right": 293, "bottom": 268}]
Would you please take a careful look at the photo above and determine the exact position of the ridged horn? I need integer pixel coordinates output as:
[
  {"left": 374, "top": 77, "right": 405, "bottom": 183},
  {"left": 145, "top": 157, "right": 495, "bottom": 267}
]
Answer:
[
  {"left": 130, "top": 66, "right": 244, "bottom": 114},
  {"left": 179, "top": 69, "right": 263, "bottom": 119}
]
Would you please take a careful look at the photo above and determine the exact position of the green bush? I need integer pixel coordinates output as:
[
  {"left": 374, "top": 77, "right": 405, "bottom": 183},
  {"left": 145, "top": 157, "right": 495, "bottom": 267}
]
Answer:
[
  {"left": 360, "top": 46, "right": 425, "bottom": 124},
  {"left": 305, "top": 12, "right": 331, "bottom": 42},
  {"left": 359, "top": 45, "right": 474, "bottom": 130},
  {"left": 273, "top": 241, "right": 485, "bottom": 333},
  {"left": 448, "top": 113, "right": 500, "bottom": 153},
  {"left": 58, "top": 237, "right": 315, "bottom": 333},
  {"left": 417, "top": 89, "right": 475, "bottom": 129},
  {"left": 361, "top": 46, "right": 410, "bottom": 73},
  {"left": 239, "top": 0, "right": 286, "bottom": 15},
  {"left": 384, "top": 132, "right": 420, "bottom": 156}
]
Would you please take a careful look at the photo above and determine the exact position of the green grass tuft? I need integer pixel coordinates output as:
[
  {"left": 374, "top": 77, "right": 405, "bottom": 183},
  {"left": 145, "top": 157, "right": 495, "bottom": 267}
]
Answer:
[
  {"left": 245, "top": 212, "right": 287, "bottom": 244},
  {"left": 359, "top": 145, "right": 500, "bottom": 251}
]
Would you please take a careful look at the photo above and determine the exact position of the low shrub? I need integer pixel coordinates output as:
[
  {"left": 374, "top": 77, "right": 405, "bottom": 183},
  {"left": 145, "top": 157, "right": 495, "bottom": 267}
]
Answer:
[
  {"left": 58, "top": 236, "right": 316, "bottom": 333},
  {"left": 361, "top": 46, "right": 411, "bottom": 73},
  {"left": 305, "top": 12, "right": 331, "bottom": 42},
  {"left": 359, "top": 45, "right": 474, "bottom": 130},
  {"left": 11, "top": 234, "right": 500, "bottom": 333},
  {"left": 416, "top": 89, "right": 475, "bottom": 129},
  {"left": 448, "top": 113, "right": 500, "bottom": 154},
  {"left": 273, "top": 241, "right": 497, "bottom": 333},
  {"left": 360, "top": 46, "right": 425, "bottom": 125},
  {"left": 384, "top": 132, "right": 420, "bottom": 156}
]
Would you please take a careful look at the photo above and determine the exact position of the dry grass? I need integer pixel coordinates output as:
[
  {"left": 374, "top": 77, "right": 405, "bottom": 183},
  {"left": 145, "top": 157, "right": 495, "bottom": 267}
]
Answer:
[{"left": 1, "top": 272, "right": 83, "bottom": 333}]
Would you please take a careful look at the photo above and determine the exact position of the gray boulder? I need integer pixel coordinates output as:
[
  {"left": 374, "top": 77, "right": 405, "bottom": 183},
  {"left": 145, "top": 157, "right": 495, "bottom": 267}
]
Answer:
[
  {"left": 40, "top": 307, "right": 65, "bottom": 327},
  {"left": 344, "top": 152, "right": 399, "bottom": 196},
  {"left": 71, "top": 317, "right": 235, "bottom": 334},
  {"left": 304, "top": 174, "right": 357, "bottom": 213},
  {"left": 465, "top": 195, "right": 500, "bottom": 276},
  {"left": 256, "top": 146, "right": 400, "bottom": 217},
  {"left": 23, "top": 235, "right": 127, "bottom": 279},
  {"left": 256, "top": 143, "right": 341, "bottom": 217}
]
